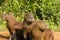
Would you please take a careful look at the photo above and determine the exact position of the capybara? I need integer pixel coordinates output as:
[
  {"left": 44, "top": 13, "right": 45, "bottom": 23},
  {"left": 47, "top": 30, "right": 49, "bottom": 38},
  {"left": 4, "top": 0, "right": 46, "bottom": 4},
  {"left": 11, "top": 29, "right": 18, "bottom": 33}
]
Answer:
[
  {"left": 23, "top": 12, "right": 49, "bottom": 40},
  {"left": 23, "top": 12, "right": 35, "bottom": 40},
  {"left": 2, "top": 12, "right": 23, "bottom": 40},
  {"left": 26, "top": 23, "right": 54, "bottom": 40}
]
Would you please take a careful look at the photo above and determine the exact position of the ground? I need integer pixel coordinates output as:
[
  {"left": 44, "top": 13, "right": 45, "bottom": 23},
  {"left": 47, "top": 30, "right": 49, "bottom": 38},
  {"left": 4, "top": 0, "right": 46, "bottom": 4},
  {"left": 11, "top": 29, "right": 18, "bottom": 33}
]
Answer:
[
  {"left": 0, "top": 31, "right": 10, "bottom": 40},
  {"left": 54, "top": 32, "right": 60, "bottom": 40},
  {"left": 0, "top": 31, "right": 60, "bottom": 40}
]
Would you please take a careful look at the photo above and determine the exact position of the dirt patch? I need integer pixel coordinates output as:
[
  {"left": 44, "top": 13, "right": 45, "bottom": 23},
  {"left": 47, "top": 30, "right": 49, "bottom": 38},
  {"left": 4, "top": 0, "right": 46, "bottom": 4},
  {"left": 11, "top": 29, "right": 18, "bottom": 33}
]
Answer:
[
  {"left": 0, "top": 31, "right": 60, "bottom": 40},
  {"left": 0, "top": 31, "right": 10, "bottom": 40},
  {"left": 53, "top": 32, "right": 60, "bottom": 40}
]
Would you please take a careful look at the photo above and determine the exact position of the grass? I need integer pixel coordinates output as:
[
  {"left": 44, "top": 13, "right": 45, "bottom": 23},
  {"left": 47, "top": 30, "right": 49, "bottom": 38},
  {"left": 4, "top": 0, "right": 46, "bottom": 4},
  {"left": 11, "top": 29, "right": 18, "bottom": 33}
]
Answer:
[
  {"left": 0, "top": 21, "right": 8, "bottom": 31},
  {"left": 0, "top": 25, "right": 8, "bottom": 31}
]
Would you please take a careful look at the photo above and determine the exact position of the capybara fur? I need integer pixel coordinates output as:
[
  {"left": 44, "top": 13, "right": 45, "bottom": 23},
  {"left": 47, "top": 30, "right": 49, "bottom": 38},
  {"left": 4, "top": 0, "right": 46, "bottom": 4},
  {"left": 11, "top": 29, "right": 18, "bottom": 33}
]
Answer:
[
  {"left": 43, "top": 29, "right": 54, "bottom": 40},
  {"left": 23, "top": 12, "right": 35, "bottom": 40},
  {"left": 2, "top": 12, "right": 24, "bottom": 40},
  {"left": 23, "top": 12, "right": 35, "bottom": 22},
  {"left": 34, "top": 20, "right": 49, "bottom": 30},
  {"left": 23, "top": 12, "right": 49, "bottom": 40},
  {"left": 26, "top": 24, "right": 54, "bottom": 40}
]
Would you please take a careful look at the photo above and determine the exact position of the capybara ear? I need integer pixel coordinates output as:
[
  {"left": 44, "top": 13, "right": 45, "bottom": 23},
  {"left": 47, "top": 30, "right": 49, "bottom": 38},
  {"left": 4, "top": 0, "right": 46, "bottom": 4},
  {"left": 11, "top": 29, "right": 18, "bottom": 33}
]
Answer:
[{"left": 8, "top": 12, "right": 14, "bottom": 16}]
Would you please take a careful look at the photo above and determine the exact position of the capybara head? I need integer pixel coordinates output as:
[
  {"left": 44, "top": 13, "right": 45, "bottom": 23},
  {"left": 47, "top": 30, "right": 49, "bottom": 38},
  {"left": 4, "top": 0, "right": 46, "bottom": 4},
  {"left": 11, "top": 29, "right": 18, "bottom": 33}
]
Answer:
[
  {"left": 35, "top": 20, "right": 49, "bottom": 30},
  {"left": 2, "top": 12, "right": 14, "bottom": 21},
  {"left": 24, "top": 12, "right": 35, "bottom": 22}
]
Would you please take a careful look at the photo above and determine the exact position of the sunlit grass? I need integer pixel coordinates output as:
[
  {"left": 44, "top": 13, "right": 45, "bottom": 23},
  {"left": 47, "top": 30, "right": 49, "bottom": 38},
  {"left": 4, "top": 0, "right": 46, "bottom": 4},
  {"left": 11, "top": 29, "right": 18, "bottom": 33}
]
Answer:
[{"left": 0, "top": 21, "right": 8, "bottom": 31}]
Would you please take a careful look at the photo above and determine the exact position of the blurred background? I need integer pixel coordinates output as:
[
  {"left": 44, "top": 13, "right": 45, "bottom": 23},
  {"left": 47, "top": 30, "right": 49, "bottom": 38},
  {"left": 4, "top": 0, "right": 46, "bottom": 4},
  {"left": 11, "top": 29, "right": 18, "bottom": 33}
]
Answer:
[{"left": 0, "top": 0, "right": 60, "bottom": 31}]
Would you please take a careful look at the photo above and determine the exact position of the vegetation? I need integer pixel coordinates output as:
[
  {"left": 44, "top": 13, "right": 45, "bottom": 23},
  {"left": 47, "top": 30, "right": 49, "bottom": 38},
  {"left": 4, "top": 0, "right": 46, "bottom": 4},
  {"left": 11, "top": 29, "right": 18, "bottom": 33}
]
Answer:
[{"left": 0, "top": 0, "right": 60, "bottom": 31}]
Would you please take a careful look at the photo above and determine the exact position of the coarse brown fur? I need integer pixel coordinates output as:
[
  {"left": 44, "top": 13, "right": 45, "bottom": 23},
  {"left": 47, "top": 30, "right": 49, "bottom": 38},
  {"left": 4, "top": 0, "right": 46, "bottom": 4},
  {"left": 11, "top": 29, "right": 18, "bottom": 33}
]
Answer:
[
  {"left": 26, "top": 24, "right": 54, "bottom": 40},
  {"left": 30, "top": 20, "right": 54, "bottom": 40},
  {"left": 13, "top": 12, "right": 35, "bottom": 40},
  {"left": 34, "top": 20, "right": 49, "bottom": 30},
  {"left": 23, "top": 12, "right": 50, "bottom": 40},
  {"left": 23, "top": 12, "right": 35, "bottom": 40},
  {"left": 43, "top": 29, "right": 54, "bottom": 40},
  {"left": 2, "top": 12, "right": 24, "bottom": 40}
]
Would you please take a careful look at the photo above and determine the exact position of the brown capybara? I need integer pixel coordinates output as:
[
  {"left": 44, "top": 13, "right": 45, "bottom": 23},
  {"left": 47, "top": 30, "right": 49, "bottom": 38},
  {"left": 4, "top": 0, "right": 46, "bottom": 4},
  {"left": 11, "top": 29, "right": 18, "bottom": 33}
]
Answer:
[
  {"left": 23, "top": 12, "right": 35, "bottom": 40},
  {"left": 2, "top": 12, "right": 16, "bottom": 35},
  {"left": 26, "top": 23, "right": 54, "bottom": 40},
  {"left": 28, "top": 23, "right": 43, "bottom": 40},
  {"left": 22, "top": 12, "right": 53, "bottom": 40},
  {"left": 23, "top": 12, "right": 49, "bottom": 40},
  {"left": 2, "top": 12, "right": 23, "bottom": 40}
]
